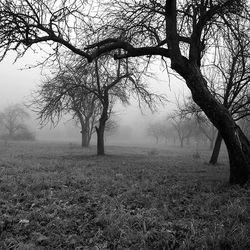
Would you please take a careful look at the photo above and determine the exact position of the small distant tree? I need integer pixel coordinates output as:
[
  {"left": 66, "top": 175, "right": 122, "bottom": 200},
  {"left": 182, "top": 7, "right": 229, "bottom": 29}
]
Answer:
[
  {"left": 147, "top": 122, "right": 162, "bottom": 144},
  {"left": 179, "top": 97, "right": 217, "bottom": 150},
  {"left": 198, "top": 123, "right": 216, "bottom": 150},
  {"left": 147, "top": 120, "right": 169, "bottom": 144},
  {"left": 169, "top": 113, "right": 194, "bottom": 148},
  {"left": 0, "top": 104, "right": 35, "bottom": 141}
]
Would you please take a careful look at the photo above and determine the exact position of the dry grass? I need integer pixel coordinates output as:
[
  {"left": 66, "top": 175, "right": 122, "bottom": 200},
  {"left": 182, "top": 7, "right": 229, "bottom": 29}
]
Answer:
[{"left": 0, "top": 141, "right": 249, "bottom": 249}]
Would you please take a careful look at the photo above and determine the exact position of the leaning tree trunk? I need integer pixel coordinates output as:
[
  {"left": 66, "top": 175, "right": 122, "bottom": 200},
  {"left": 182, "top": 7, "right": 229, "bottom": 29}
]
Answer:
[
  {"left": 172, "top": 59, "right": 250, "bottom": 185},
  {"left": 209, "top": 132, "right": 223, "bottom": 165}
]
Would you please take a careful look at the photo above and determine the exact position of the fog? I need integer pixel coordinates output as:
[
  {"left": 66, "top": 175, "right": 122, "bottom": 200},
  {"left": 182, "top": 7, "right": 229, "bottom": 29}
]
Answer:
[{"left": 0, "top": 50, "right": 189, "bottom": 147}]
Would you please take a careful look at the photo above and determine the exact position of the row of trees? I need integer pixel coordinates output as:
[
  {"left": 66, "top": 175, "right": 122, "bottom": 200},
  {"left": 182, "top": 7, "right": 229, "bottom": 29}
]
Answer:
[
  {"left": 148, "top": 111, "right": 250, "bottom": 165},
  {"left": 147, "top": 115, "right": 216, "bottom": 148},
  {"left": 0, "top": 0, "right": 249, "bottom": 185}
]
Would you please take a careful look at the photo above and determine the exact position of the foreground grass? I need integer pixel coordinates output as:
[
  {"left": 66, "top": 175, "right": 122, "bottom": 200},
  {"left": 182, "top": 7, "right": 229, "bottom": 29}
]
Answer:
[{"left": 0, "top": 141, "right": 249, "bottom": 249}]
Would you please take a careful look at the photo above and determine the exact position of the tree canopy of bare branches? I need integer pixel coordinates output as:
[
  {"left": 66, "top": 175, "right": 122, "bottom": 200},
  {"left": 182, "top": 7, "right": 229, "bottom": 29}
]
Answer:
[{"left": 32, "top": 52, "right": 163, "bottom": 155}]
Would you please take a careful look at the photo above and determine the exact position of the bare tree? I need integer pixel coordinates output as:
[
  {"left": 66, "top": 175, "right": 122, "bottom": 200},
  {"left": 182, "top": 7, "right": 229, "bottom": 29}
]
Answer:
[
  {"left": 32, "top": 73, "right": 100, "bottom": 148},
  {"left": 169, "top": 112, "right": 194, "bottom": 148},
  {"left": 179, "top": 97, "right": 217, "bottom": 149},
  {"left": 33, "top": 53, "right": 160, "bottom": 155},
  {"left": 147, "top": 122, "right": 162, "bottom": 144},
  {"left": 0, "top": 1, "right": 249, "bottom": 184},
  {"left": 0, "top": 104, "right": 34, "bottom": 141},
  {"left": 147, "top": 120, "right": 170, "bottom": 145}
]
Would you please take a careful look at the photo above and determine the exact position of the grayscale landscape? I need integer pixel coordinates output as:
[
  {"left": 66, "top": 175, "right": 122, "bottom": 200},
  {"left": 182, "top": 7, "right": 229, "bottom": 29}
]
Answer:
[{"left": 0, "top": 0, "right": 249, "bottom": 249}]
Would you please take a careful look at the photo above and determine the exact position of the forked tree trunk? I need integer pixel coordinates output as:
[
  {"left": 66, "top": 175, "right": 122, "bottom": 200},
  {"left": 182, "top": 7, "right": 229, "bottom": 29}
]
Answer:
[
  {"left": 209, "top": 132, "right": 222, "bottom": 165},
  {"left": 172, "top": 59, "right": 250, "bottom": 185}
]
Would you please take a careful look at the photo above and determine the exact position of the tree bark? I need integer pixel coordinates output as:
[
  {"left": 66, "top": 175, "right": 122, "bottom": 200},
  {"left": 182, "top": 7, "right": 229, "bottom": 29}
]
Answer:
[
  {"left": 209, "top": 132, "right": 222, "bottom": 165},
  {"left": 79, "top": 119, "right": 91, "bottom": 148},
  {"left": 96, "top": 122, "right": 105, "bottom": 155},
  {"left": 81, "top": 129, "right": 90, "bottom": 147},
  {"left": 95, "top": 89, "right": 109, "bottom": 156}
]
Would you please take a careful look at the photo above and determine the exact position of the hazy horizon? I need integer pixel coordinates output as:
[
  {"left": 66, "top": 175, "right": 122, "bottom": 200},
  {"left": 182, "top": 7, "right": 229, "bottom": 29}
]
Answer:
[{"left": 0, "top": 50, "right": 190, "bottom": 145}]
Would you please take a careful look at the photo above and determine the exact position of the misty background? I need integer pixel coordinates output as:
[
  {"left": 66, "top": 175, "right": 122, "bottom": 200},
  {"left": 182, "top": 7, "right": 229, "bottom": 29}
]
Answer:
[{"left": 0, "top": 50, "right": 188, "bottom": 146}]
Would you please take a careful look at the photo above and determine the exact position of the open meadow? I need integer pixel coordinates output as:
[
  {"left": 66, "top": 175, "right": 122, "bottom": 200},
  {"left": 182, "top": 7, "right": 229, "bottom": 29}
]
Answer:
[{"left": 0, "top": 141, "right": 249, "bottom": 250}]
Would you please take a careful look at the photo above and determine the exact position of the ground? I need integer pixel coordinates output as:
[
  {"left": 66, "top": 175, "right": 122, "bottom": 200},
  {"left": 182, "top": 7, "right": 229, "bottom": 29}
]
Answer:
[{"left": 0, "top": 141, "right": 249, "bottom": 250}]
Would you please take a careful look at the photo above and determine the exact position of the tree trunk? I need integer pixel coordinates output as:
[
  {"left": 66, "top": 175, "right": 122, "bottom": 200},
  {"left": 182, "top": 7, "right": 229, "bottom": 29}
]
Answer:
[
  {"left": 209, "top": 132, "right": 222, "bottom": 165},
  {"left": 96, "top": 122, "right": 105, "bottom": 155},
  {"left": 79, "top": 119, "right": 91, "bottom": 148},
  {"left": 172, "top": 59, "right": 250, "bottom": 185},
  {"left": 95, "top": 90, "right": 109, "bottom": 156},
  {"left": 225, "top": 127, "right": 250, "bottom": 185},
  {"left": 81, "top": 129, "right": 90, "bottom": 147}
]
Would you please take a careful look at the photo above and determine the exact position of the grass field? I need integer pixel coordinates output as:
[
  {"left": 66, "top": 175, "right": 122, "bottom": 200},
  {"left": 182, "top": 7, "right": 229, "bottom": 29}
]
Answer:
[{"left": 0, "top": 141, "right": 249, "bottom": 249}]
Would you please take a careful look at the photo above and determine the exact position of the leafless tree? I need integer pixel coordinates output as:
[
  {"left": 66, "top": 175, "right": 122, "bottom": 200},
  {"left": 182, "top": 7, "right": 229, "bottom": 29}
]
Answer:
[
  {"left": 0, "top": 0, "right": 249, "bottom": 184},
  {"left": 32, "top": 52, "right": 161, "bottom": 155},
  {"left": 179, "top": 97, "right": 217, "bottom": 148},
  {"left": 147, "top": 122, "right": 162, "bottom": 144},
  {"left": 0, "top": 104, "right": 34, "bottom": 141},
  {"left": 147, "top": 120, "right": 170, "bottom": 144},
  {"left": 169, "top": 112, "right": 194, "bottom": 148},
  {"left": 32, "top": 73, "right": 100, "bottom": 148}
]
